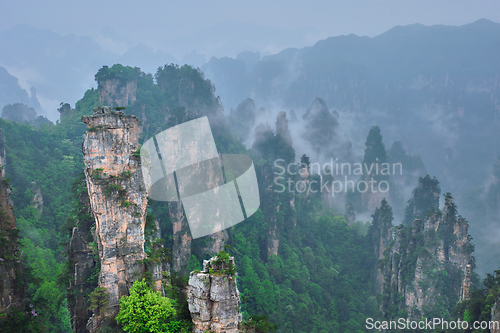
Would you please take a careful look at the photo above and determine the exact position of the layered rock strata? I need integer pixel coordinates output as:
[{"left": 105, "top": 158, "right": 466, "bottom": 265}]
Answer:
[
  {"left": 188, "top": 256, "right": 242, "bottom": 333},
  {"left": 82, "top": 106, "right": 148, "bottom": 329}
]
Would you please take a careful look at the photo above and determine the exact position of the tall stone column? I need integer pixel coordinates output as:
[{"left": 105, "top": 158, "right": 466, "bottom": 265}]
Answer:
[
  {"left": 82, "top": 106, "right": 148, "bottom": 330},
  {"left": 188, "top": 255, "right": 242, "bottom": 333}
]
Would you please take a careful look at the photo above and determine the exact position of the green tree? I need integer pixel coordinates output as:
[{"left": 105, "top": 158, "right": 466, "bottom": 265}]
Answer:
[
  {"left": 300, "top": 154, "right": 310, "bottom": 170},
  {"left": 116, "top": 278, "right": 178, "bottom": 333},
  {"left": 403, "top": 175, "right": 441, "bottom": 225},
  {"left": 363, "top": 126, "right": 388, "bottom": 181},
  {"left": 187, "top": 254, "right": 201, "bottom": 272}
]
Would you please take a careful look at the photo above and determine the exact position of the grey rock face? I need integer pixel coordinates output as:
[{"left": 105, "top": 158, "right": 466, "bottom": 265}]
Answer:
[
  {"left": 492, "top": 299, "right": 500, "bottom": 333},
  {"left": 98, "top": 79, "right": 137, "bottom": 107},
  {"left": 30, "top": 181, "right": 43, "bottom": 214},
  {"left": 81, "top": 106, "right": 148, "bottom": 330},
  {"left": 170, "top": 201, "right": 192, "bottom": 274},
  {"left": 378, "top": 196, "right": 474, "bottom": 319},
  {"left": 188, "top": 256, "right": 242, "bottom": 333},
  {"left": 67, "top": 187, "right": 95, "bottom": 333}
]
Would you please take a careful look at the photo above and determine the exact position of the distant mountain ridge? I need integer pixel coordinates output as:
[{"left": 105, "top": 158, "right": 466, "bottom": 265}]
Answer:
[
  {"left": 202, "top": 18, "right": 500, "bottom": 276},
  {"left": 0, "top": 25, "right": 176, "bottom": 120},
  {"left": 0, "top": 66, "right": 41, "bottom": 113}
]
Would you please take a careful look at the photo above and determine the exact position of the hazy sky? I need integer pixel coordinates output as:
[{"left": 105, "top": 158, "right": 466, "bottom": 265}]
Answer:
[{"left": 2, "top": 0, "right": 499, "bottom": 58}]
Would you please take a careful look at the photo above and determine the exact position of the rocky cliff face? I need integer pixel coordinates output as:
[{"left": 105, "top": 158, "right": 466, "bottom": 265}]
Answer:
[
  {"left": 0, "top": 127, "right": 24, "bottom": 318},
  {"left": 81, "top": 106, "right": 149, "bottom": 330},
  {"left": 345, "top": 202, "right": 356, "bottom": 226},
  {"left": 492, "top": 298, "right": 500, "bottom": 333},
  {"left": 369, "top": 199, "right": 393, "bottom": 294},
  {"left": 188, "top": 255, "right": 242, "bottom": 333},
  {"left": 170, "top": 201, "right": 192, "bottom": 273},
  {"left": 402, "top": 175, "right": 440, "bottom": 226},
  {"left": 98, "top": 79, "right": 137, "bottom": 107},
  {"left": 30, "top": 181, "right": 43, "bottom": 214},
  {"left": 67, "top": 181, "right": 97, "bottom": 333},
  {"left": 259, "top": 161, "right": 282, "bottom": 258},
  {"left": 1, "top": 103, "right": 37, "bottom": 124},
  {"left": 378, "top": 195, "right": 474, "bottom": 319},
  {"left": 267, "top": 205, "right": 280, "bottom": 257}
]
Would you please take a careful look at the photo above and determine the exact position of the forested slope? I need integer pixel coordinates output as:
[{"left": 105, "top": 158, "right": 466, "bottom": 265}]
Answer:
[{"left": 0, "top": 63, "right": 497, "bottom": 333}]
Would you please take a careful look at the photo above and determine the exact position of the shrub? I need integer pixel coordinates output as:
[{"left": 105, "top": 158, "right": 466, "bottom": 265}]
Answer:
[
  {"left": 88, "top": 287, "right": 109, "bottom": 316},
  {"left": 132, "top": 147, "right": 141, "bottom": 158},
  {"left": 90, "top": 168, "right": 104, "bottom": 179},
  {"left": 209, "top": 251, "right": 237, "bottom": 276},
  {"left": 116, "top": 278, "right": 179, "bottom": 333}
]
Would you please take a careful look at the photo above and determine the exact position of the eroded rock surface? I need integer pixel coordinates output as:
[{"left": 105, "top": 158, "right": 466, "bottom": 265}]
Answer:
[
  {"left": 82, "top": 106, "right": 148, "bottom": 330},
  {"left": 378, "top": 195, "right": 474, "bottom": 319},
  {"left": 98, "top": 79, "right": 137, "bottom": 107},
  {"left": 188, "top": 256, "right": 242, "bottom": 333},
  {"left": 67, "top": 185, "right": 96, "bottom": 333},
  {"left": 170, "top": 201, "right": 192, "bottom": 274}
]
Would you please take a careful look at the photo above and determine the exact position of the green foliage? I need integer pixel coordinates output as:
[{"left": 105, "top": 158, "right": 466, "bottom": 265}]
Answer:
[
  {"left": 115, "top": 278, "right": 178, "bottom": 333},
  {"left": 380, "top": 193, "right": 474, "bottom": 322},
  {"left": 90, "top": 168, "right": 104, "bottom": 179},
  {"left": 0, "top": 306, "right": 43, "bottom": 333},
  {"left": 403, "top": 175, "right": 441, "bottom": 226},
  {"left": 120, "top": 171, "right": 132, "bottom": 179},
  {"left": 209, "top": 250, "right": 237, "bottom": 276},
  {"left": 155, "top": 64, "right": 216, "bottom": 111},
  {"left": 0, "top": 62, "right": 244, "bottom": 332},
  {"left": 88, "top": 287, "right": 109, "bottom": 315},
  {"left": 363, "top": 126, "right": 388, "bottom": 180},
  {"left": 3, "top": 60, "right": 480, "bottom": 333},
  {"left": 0, "top": 112, "right": 88, "bottom": 331},
  {"left": 240, "top": 315, "right": 279, "bottom": 333},
  {"left": 144, "top": 239, "right": 171, "bottom": 264},
  {"left": 483, "top": 268, "right": 500, "bottom": 297},
  {"left": 227, "top": 169, "right": 376, "bottom": 332},
  {"left": 132, "top": 147, "right": 141, "bottom": 158},
  {"left": 300, "top": 154, "right": 310, "bottom": 170},
  {"left": 454, "top": 268, "right": 500, "bottom": 332},
  {"left": 95, "top": 65, "right": 141, "bottom": 89},
  {"left": 368, "top": 198, "right": 394, "bottom": 258},
  {"left": 187, "top": 255, "right": 201, "bottom": 272},
  {"left": 251, "top": 126, "right": 295, "bottom": 163}
]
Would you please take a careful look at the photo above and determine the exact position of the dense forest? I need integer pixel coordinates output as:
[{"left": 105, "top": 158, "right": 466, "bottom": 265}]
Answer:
[{"left": 0, "top": 63, "right": 498, "bottom": 333}]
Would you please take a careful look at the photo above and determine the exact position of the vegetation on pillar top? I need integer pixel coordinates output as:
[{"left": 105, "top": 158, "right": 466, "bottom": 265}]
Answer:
[
  {"left": 208, "top": 250, "right": 237, "bottom": 277},
  {"left": 94, "top": 64, "right": 141, "bottom": 89}
]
